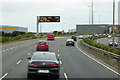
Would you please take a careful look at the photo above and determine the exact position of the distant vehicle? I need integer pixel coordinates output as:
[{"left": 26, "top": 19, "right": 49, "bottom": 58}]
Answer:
[
  {"left": 94, "top": 34, "right": 99, "bottom": 37},
  {"left": 108, "top": 40, "right": 118, "bottom": 46},
  {"left": 66, "top": 39, "right": 74, "bottom": 46},
  {"left": 27, "top": 52, "right": 60, "bottom": 79},
  {"left": 99, "top": 34, "right": 102, "bottom": 36},
  {"left": 71, "top": 36, "right": 77, "bottom": 41},
  {"left": 103, "top": 34, "right": 106, "bottom": 36},
  {"left": 36, "top": 40, "right": 49, "bottom": 51},
  {"left": 108, "top": 35, "right": 112, "bottom": 38},
  {"left": 79, "top": 35, "right": 83, "bottom": 39},
  {"left": 47, "top": 34, "right": 55, "bottom": 40}
]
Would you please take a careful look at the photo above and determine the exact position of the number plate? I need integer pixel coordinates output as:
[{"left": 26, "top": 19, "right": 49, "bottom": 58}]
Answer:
[
  {"left": 38, "top": 70, "right": 49, "bottom": 73},
  {"left": 41, "top": 45, "right": 44, "bottom": 46}
]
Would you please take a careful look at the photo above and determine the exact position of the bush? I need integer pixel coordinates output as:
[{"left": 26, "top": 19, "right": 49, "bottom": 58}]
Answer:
[{"left": 83, "top": 37, "right": 120, "bottom": 55}]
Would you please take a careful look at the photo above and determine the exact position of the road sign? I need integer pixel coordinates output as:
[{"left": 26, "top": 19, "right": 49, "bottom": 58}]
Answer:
[{"left": 38, "top": 16, "right": 60, "bottom": 22}]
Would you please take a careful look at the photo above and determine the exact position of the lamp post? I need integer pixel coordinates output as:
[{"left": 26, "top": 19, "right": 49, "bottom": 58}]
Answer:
[
  {"left": 88, "top": 5, "right": 92, "bottom": 37},
  {"left": 113, "top": 0, "right": 115, "bottom": 48},
  {"left": 92, "top": 0, "right": 94, "bottom": 39}
]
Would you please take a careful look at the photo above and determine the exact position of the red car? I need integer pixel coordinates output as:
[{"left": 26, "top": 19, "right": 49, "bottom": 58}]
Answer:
[
  {"left": 36, "top": 40, "right": 49, "bottom": 51},
  {"left": 47, "top": 34, "right": 55, "bottom": 40}
]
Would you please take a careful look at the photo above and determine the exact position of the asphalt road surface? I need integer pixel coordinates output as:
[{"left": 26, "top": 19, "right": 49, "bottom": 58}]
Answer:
[
  {"left": 0, "top": 37, "right": 120, "bottom": 80},
  {"left": 97, "top": 37, "right": 120, "bottom": 48}
]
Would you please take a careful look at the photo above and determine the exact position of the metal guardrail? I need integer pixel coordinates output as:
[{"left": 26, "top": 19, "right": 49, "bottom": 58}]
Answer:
[{"left": 82, "top": 40, "right": 120, "bottom": 60}]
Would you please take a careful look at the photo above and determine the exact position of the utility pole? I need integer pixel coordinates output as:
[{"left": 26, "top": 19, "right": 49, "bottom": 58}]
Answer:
[
  {"left": 98, "top": 15, "right": 101, "bottom": 24},
  {"left": 37, "top": 16, "right": 39, "bottom": 35},
  {"left": 88, "top": 5, "right": 92, "bottom": 37},
  {"left": 113, "top": 0, "right": 115, "bottom": 48},
  {"left": 92, "top": 0, "right": 94, "bottom": 39}
]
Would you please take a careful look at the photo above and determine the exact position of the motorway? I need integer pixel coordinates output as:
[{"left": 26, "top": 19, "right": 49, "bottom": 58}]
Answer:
[
  {"left": 0, "top": 36, "right": 120, "bottom": 80},
  {"left": 97, "top": 37, "right": 120, "bottom": 48}
]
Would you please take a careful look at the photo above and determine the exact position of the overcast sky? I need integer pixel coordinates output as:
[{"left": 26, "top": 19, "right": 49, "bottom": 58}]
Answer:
[{"left": 0, "top": 0, "right": 120, "bottom": 32}]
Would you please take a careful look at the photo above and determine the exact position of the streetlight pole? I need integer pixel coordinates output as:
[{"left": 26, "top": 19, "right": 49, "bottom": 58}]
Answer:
[
  {"left": 88, "top": 5, "right": 92, "bottom": 37},
  {"left": 98, "top": 15, "right": 101, "bottom": 24},
  {"left": 37, "top": 16, "right": 39, "bottom": 35},
  {"left": 113, "top": 0, "right": 115, "bottom": 48},
  {"left": 92, "top": 0, "right": 94, "bottom": 39}
]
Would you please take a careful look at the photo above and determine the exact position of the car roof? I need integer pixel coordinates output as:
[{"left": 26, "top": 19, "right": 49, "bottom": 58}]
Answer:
[
  {"left": 33, "top": 52, "right": 55, "bottom": 55},
  {"left": 32, "top": 52, "right": 56, "bottom": 61}
]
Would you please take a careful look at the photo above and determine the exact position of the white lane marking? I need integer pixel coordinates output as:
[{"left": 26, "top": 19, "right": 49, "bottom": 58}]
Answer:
[
  {"left": 60, "top": 61, "right": 62, "bottom": 64},
  {"left": 2, "top": 50, "right": 5, "bottom": 52},
  {"left": 58, "top": 54, "right": 60, "bottom": 57},
  {"left": 13, "top": 47, "right": 15, "bottom": 48},
  {"left": 10, "top": 48, "right": 13, "bottom": 49},
  {"left": 7, "top": 49, "right": 9, "bottom": 51},
  {"left": 58, "top": 50, "right": 59, "bottom": 52},
  {"left": 17, "top": 60, "right": 22, "bottom": 64},
  {"left": 64, "top": 73, "right": 68, "bottom": 80},
  {"left": 0, "top": 52, "right": 1, "bottom": 53},
  {"left": 16, "top": 46, "right": 18, "bottom": 47},
  {"left": 28, "top": 53, "right": 30, "bottom": 55},
  {"left": 76, "top": 41, "right": 120, "bottom": 76},
  {"left": 0, "top": 73, "right": 8, "bottom": 80}
]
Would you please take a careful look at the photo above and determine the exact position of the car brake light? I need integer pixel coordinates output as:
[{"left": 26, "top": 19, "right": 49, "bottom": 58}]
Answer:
[
  {"left": 29, "top": 62, "right": 37, "bottom": 66},
  {"left": 50, "top": 63, "right": 58, "bottom": 66}
]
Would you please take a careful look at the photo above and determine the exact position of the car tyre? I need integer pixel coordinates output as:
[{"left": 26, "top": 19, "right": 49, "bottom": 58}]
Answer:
[
  {"left": 54, "top": 74, "right": 59, "bottom": 79},
  {"left": 27, "top": 74, "right": 32, "bottom": 79}
]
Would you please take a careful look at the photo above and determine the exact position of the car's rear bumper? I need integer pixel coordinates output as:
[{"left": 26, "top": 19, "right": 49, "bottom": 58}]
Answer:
[{"left": 28, "top": 67, "right": 59, "bottom": 76}]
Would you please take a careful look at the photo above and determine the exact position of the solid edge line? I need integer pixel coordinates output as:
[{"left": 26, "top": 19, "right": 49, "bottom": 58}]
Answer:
[
  {"left": 75, "top": 41, "right": 120, "bottom": 76},
  {"left": 0, "top": 73, "right": 8, "bottom": 80}
]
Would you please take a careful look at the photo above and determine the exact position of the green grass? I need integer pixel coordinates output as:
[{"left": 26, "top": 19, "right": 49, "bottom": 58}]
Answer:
[{"left": 83, "top": 37, "right": 120, "bottom": 55}]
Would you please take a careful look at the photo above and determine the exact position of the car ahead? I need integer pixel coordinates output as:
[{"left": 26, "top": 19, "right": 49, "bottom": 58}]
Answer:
[
  {"left": 71, "top": 36, "right": 77, "bottom": 41},
  {"left": 108, "top": 35, "right": 112, "bottom": 38},
  {"left": 108, "top": 40, "right": 118, "bottom": 46},
  {"left": 66, "top": 39, "right": 74, "bottom": 46},
  {"left": 27, "top": 52, "right": 60, "bottom": 79},
  {"left": 79, "top": 35, "right": 83, "bottom": 39},
  {"left": 47, "top": 34, "right": 55, "bottom": 40},
  {"left": 36, "top": 40, "right": 49, "bottom": 51}
]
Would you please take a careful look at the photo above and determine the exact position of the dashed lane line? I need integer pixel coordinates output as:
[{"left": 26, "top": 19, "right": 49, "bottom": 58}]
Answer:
[
  {"left": 0, "top": 73, "right": 8, "bottom": 80},
  {"left": 58, "top": 54, "right": 60, "bottom": 57},
  {"left": 64, "top": 73, "right": 68, "bottom": 80},
  {"left": 28, "top": 53, "right": 30, "bottom": 55},
  {"left": 17, "top": 60, "right": 22, "bottom": 64},
  {"left": 76, "top": 41, "right": 120, "bottom": 76},
  {"left": 2, "top": 50, "right": 5, "bottom": 52}
]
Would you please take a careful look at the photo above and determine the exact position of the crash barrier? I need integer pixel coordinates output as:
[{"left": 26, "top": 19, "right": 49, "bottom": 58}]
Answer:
[{"left": 81, "top": 40, "right": 120, "bottom": 70}]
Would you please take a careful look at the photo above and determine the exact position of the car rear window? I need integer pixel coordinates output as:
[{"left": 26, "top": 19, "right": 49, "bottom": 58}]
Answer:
[
  {"left": 32, "top": 54, "right": 56, "bottom": 61},
  {"left": 39, "top": 42, "right": 46, "bottom": 44}
]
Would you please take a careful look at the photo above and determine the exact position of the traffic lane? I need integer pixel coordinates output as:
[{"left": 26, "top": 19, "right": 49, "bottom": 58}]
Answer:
[
  {"left": 58, "top": 38, "right": 118, "bottom": 78},
  {"left": 5, "top": 50, "right": 65, "bottom": 79},
  {"left": 97, "top": 37, "right": 119, "bottom": 48},
  {"left": 2, "top": 42, "right": 37, "bottom": 76},
  {"left": 1, "top": 39, "right": 39, "bottom": 51},
  {"left": 3, "top": 37, "right": 68, "bottom": 79},
  {"left": 2, "top": 38, "right": 44, "bottom": 75}
]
